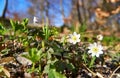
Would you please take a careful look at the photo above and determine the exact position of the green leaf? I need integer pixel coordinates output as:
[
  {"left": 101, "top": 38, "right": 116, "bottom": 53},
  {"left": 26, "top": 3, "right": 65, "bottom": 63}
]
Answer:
[
  {"left": 66, "top": 63, "right": 75, "bottom": 70},
  {"left": 48, "top": 69, "right": 66, "bottom": 78},
  {"left": 46, "top": 48, "right": 54, "bottom": 60},
  {"left": 43, "top": 64, "right": 50, "bottom": 73},
  {"left": 22, "top": 18, "right": 28, "bottom": 27},
  {"left": 82, "top": 52, "right": 88, "bottom": 63},
  {"left": 10, "top": 19, "right": 15, "bottom": 31},
  {"left": 80, "top": 22, "right": 87, "bottom": 33},
  {"left": 47, "top": 48, "right": 54, "bottom": 53},
  {"left": 0, "top": 66, "right": 3, "bottom": 72},
  {"left": 89, "top": 56, "right": 96, "bottom": 68},
  {"left": 23, "top": 48, "right": 43, "bottom": 63},
  {"left": 47, "top": 51, "right": 51, "bottom": 60}
]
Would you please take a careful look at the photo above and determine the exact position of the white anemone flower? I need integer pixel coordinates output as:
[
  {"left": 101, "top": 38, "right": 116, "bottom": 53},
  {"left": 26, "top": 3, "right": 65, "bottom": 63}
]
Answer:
[
  {"left": 33, "top": 16, "right": 38, "bottom": 24},
  {"left": 97, "top": 34, "right": 103, "bottom": 41},
  {"left": 88, "top": 42, "right": 103, "bottom": 57},
  {"left": 68, "top": 32, "right": 80, "bottom": 44}
]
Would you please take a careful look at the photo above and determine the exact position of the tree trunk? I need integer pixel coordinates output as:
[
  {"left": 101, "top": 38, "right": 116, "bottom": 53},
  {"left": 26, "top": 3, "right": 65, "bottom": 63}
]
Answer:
[
  {"left": 76, "top": 0, "right": 82, "bottom": 24},
  {"left": 2, "top": 0, "right": 8, "bottom": 18},
  {"left": 60, "top": 0, "right": 65, "bottom": 20},
  {"left": 45, "top": 0, "right": 50, "bottom": 24}
]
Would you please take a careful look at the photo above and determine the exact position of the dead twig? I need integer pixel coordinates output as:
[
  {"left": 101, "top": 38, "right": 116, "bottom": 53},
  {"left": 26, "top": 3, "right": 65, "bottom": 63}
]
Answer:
[
  {"left": 109, "top": 65, "right": 120, "bottom": 78},
  {"left": 83, "top": 64, "right": 104, "bottom": 78}
]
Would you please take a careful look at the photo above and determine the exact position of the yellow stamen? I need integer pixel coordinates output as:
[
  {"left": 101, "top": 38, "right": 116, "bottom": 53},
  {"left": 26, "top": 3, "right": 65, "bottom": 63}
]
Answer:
[
  {"left": 72, "top": 36, "right": 77, "bottom": 40},
  {"left": 92, "top": 47, "right": 98, "bottom": 53}
]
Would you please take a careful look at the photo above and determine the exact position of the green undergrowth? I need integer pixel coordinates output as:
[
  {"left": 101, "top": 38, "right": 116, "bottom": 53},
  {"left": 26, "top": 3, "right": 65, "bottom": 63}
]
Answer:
[{"left": 0, "top": 18, "right": 120, "bottom": 78}]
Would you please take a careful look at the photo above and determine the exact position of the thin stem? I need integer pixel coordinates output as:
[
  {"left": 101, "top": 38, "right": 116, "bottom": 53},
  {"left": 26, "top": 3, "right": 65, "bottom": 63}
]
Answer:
[
  {"left": 82, "top": 52, "right": 87, "bottom": 63},
  {"left": 32, "top": 63, "right": 35, "bottom": 71},
  {"left": 89, "top": 56, "right": 96, "bottom": 68}
]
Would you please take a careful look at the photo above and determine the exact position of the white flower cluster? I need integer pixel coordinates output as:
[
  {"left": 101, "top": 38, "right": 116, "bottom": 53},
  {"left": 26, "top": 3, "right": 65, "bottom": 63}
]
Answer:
[
  {"left": 88, "top": 42, "right": 103, "bottom": 57},
  {"left": 97, "top": 34, "right": 103, "bottom": 41},
  {"left": 32, "top": 16, "right": 104, "bottom": 58},
  {"left": 68, "top": 32, "right": 80, "bottom": 44},
  {"left": 68, "top": 32, "right": 103, "bottom": 57}
]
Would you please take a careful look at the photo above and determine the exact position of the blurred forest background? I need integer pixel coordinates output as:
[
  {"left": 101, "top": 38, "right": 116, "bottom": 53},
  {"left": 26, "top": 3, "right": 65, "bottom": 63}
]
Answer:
[{"left": 0, "top": 0, "right": 120, "bottom": 34}]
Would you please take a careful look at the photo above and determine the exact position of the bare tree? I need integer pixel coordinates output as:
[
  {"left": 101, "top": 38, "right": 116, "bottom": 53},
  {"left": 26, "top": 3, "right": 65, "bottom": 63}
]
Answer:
[
  {"left": 60, "top": 0, "right": 65, "bottom": 19},
  {"left": 76, "top": 0, "right": 83, "bottom": 24}
]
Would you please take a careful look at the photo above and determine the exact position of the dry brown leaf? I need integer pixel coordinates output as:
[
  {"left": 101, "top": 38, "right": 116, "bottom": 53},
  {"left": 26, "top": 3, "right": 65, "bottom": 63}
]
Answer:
[
  {"left": 0, "top": 57, "right": 14, "bottom": 64},
  {"left": 3, "top": 68, "right": 10, "bottom": 78},
  {"left": 111, "top": 6, "right": 120, "bottom": 14},
  {"left": 95, "top": 8, "right": 110, "bottom": 19},
  {"left": 115, "top": 44, "right": 120, "bottom": 51}
]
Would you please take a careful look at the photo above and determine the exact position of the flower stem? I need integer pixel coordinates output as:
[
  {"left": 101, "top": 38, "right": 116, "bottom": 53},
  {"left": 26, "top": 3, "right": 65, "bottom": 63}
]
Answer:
[
  {"left": 89, "top": 56, "right": 96, "bottom": 68},
  {"left": 32, "top": 63, "right": 35, "bottom": 71}
]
